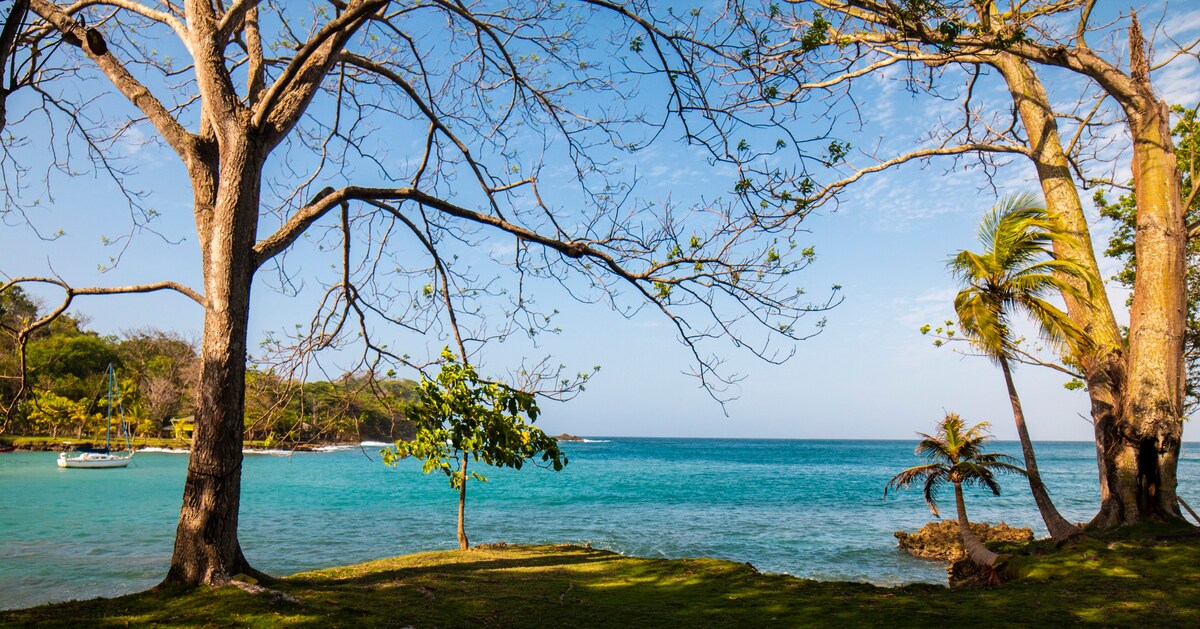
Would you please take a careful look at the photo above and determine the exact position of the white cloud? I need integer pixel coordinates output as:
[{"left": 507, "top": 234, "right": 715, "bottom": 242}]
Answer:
[{"left": 1155, "top": 60, "right": 1200, "bottom": 107}]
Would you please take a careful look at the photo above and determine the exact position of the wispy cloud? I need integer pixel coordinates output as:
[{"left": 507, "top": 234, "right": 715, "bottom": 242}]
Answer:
[{"left": 1155, "top": 60, "right": 1200, "bottom": 107}]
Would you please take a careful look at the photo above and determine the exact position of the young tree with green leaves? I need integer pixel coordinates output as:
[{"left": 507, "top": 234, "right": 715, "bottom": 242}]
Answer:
[
  {"left": 383, "top": 349, "right": 565, "bottom": 550},
  {"left": 949, "top": 193, "right": 1093, "bottom": 541},
  {"left": 885, "top": 413, "right": 1026, "bottom": 568}
]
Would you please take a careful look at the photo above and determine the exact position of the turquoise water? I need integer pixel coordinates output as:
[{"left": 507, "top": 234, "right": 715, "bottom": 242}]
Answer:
[{"left": 2, "top": 438, "right": 1198, "bottom": 610}]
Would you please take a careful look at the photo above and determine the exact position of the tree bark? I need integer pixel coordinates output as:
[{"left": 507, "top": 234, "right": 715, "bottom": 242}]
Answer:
[
  {"left": 954, "top": 481, "right": 999, "bottom": 567},
  {"left": 1107, "top": 81, "right": 1186, "bottom": 525},
  {"left": 164, "top": 134, "right": 265, "bottom": 585},
  {"left": 457, "top": 456, "right": 469, "bottom": 551},
  {"left": 999, "top": 356, "right": 1081, "bottom": 540}
]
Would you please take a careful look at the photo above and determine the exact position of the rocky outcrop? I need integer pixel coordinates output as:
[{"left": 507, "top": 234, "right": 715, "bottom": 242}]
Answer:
[
  {"left": 895, "top": 520, "right": 1032, "bottom": 562},
  {"left": 555, "top": 433, "right": 585, "bottom": 442}
]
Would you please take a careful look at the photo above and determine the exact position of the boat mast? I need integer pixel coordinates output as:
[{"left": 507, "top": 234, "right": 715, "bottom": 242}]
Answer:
[{"left": 105, "top": 363, "right": 114, "bottom": 451}]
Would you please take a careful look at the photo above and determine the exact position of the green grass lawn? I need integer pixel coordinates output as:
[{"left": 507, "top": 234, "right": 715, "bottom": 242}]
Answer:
[{"left": 3, "top": 531, "right": 1197, "bottom": 628}]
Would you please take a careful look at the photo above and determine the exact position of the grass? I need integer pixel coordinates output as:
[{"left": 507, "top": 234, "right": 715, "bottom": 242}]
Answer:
[{"left": 3, "top": 528, "right": 1198, "bottom": 628}]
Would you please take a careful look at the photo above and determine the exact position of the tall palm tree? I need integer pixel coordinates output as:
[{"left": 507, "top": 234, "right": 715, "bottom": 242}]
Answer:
[
  {"left": 886, "top": 413, "right": 1026, "bottom": 567},
  {"left": 950, "top": 193, "right": 1095, "bottom": 541}
]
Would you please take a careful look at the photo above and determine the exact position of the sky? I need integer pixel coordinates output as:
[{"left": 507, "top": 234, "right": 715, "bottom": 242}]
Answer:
[{"left": 3, "top": 2, "right": 1199, "bottom": 442}]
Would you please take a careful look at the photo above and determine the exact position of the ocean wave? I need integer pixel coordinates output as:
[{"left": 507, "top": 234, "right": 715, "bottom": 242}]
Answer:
[
  {"left": 581, "top": 439, "right": 611, "bottom": 443},
  {"left": 312, "top": 445, "right": 354, "bottom": 452},
  {"left": 243, "top": 449, "right": 293, "bottom": 456},
  {"left": 359, "top": 441, "right": 390, "bottom": 447},
  {"left": 137, "top": 447, "right": 190, "bottom": 453}
]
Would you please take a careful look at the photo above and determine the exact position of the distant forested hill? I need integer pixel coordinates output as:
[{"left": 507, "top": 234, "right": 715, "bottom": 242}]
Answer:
[{"left": 1, "top": 286, "right": 415, "bottom": 444}]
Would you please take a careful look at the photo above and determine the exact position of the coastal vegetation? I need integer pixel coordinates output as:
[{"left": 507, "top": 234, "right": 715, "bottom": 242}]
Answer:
[
  {"left": 768, "top": 0, "right": 1194, "bottom": 527},
  {"left": 885, "top": 413, "right": 1026, "bottom": 569},
  {"left": 0, "top": 287, "right": 417, "bottom": 446},
  {"left": 2, "top": 0, "right": 831, "bottom": 586}
]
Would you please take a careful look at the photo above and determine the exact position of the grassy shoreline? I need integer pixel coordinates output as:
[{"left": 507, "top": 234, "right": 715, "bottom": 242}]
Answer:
[{"left": 3, "top": 530, "right": 1197, "bottom": 627}]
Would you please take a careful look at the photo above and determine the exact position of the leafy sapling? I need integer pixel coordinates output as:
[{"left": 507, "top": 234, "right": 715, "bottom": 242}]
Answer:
[{"left": 383, "top": 349, "right": 566, "bottom": 550}]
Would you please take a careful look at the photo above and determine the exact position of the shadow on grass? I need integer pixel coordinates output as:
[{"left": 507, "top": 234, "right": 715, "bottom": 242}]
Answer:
[
  {"left": 3, "top": 538, "right": 1198, "bottom": 628},
  {"left": 286, "top": 544, "right": 622, "bottom": 588}
]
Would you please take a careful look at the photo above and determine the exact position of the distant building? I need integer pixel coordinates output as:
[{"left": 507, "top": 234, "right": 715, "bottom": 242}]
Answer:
[{"left": 168, "top": 416, "right": 195, "bottom": 441}]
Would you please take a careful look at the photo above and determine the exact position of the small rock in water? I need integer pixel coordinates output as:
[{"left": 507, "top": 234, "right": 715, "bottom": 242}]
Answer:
[{"left": 894, "top": 520, "right": 1032, "bottom": 562}]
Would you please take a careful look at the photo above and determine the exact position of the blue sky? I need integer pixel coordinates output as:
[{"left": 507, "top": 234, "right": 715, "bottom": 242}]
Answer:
[{"left": 3, "top": 2, "right": 1199, "bottom": 442}]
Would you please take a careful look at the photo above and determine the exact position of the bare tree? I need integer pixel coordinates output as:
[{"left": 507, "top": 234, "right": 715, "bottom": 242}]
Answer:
[{"left": 1, "top": 1, "right": 833, "bottom": 585}]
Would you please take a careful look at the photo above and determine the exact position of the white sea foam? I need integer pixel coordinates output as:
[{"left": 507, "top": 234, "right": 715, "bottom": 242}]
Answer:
[
  {"left": 313, "top": 445, "right": 354, "bottom": 452},
  {"left": 243, "top": 449, "right": 292, "bottom": 456},
  {"left": 580, "top": 439, "right": 611, "bottom": 443},
  {"left": 137, "top": 446, "right": 190, "bottom": 453},
  {"left": 359, "top": 441, "right": 390, "bottom": 447}
]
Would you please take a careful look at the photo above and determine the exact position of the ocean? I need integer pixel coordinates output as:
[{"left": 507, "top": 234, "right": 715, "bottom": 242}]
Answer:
[{"left": 2, "top": 438, "right": 1197, "bottom": 610}]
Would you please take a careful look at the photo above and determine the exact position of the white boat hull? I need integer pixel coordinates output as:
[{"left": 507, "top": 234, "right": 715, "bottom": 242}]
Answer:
[{"left": 57, "top": 453, "right": 133, "bottom": 469}]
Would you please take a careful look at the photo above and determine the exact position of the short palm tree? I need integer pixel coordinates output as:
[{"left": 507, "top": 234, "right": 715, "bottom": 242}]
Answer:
[
  {"left": 950, "top": 193, "right": 1095, "bottom": 541},
  {"left": 886, "top": 413, "right": 1026, "bottom": 567}
]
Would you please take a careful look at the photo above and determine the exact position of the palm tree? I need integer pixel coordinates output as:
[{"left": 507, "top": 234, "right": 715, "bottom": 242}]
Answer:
[
  {"left": 886, "top": 413, "right": 1026, "bottom": 567},
  {"left": 950, "top": 193, "right": 1095, "bottom": 541}
]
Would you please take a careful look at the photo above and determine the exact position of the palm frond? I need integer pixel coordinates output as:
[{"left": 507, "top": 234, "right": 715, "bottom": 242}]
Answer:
[
  {"left": 949, "top": 192, "right": 1099, "bottom": 365},
  {"left": 959, "top": 419, "right": 993, "bottom": 443},
  {"left": 973, "top": 471, "right": 1005, "bottom": 497},
  {"left": 914, "top": 435, "right": 954, "bottom": 462},
  {"left": 885, "top": 463, "right": 945, "bottom": 498},
  {"left": 923, "top": 473, "right": 948, "bottom": 517},
  {"left": 1015, "top": 295, "right": 1089, "bottom": 357},
  {"left": 973, "top": 452, "right": 1024, "bottom": 468}
]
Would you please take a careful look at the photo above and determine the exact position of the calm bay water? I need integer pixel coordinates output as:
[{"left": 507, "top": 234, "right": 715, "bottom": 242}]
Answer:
[{"left": 2, "top": 438, "right": 1198, "bottom": 610}]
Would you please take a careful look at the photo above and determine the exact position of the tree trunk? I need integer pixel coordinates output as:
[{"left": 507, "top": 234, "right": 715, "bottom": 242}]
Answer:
[
  {"left": 1107, "top": 97, "right": 1186, "bottom": 525},
  {"left": 954, "top": 481, "right": 998, "bottom": 567},
  {"left": 998, "top": 356, "right": 1082, "bottom": 540},
  {"left": 989, "top": 51, "right": 1129, "bottom": 525},
  {"left": 1088, "top": 20, "right": 1187, "bottom": 526},
  {"left": 988, "top": 33, "right": 1188, "bottom": 526},
  {"left": 457, "top": 456, "right": 469, "bottom": 550},
  {"left": 164, "top": 136, "right": 265, "bottom": 585}
]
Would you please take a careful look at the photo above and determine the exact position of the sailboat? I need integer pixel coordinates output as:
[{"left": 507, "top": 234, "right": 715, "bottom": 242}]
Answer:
[{"left": 57, "top": 364, "right": 133, "bottom": 469}]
